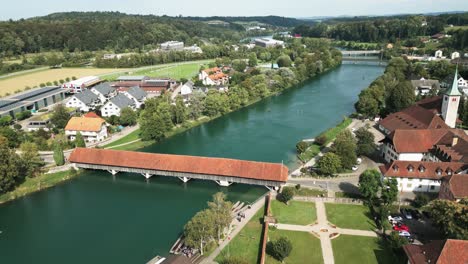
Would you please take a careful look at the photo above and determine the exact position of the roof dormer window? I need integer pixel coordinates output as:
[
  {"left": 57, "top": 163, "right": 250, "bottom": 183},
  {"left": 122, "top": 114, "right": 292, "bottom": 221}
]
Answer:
[
  {"left": 446, "top": 168, "right": 453, "bottom": 175},
  {"left": 436, "top": 168, "right": 442, "bottom": 175},
  {"left": 392, "top": 164, "right": 399, "bottom": 172},
  {"left": 418, "top": 165, "right": 425, "bottom": 172},
  {"left": 407, "top": 165, "right": 414, "bottom": 172}
]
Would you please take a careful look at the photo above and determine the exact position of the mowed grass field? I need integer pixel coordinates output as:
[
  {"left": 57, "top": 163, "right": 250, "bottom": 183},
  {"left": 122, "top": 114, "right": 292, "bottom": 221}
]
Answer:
[{"left": 0, "top": 68, "right": 127, "bottom": 97}]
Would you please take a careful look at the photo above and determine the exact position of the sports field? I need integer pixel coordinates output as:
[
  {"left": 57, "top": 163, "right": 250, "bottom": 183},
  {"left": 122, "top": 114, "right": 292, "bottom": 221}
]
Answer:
[{"left": 0, "top": 68, "right": 128, "bottom": 97}]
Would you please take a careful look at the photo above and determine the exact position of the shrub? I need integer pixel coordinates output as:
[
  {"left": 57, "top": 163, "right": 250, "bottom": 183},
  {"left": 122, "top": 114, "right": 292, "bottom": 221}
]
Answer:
[
  {"left": 39, "top": 83, "right": 46, "bottom": 87},
  {"left": 0, "top": 116, "right": 13, "bottom": 126},
  {"left": 278, "top": 187, "right": 294, "bottom": 204},
  {"left": 24, "top": 86, "right": 32, "bottom": 90},
  {"left": 46, "top": 81, "right": 52, "bottom": 86},
  {"left": 296, "top": 141, "right": 309, "bottom": 154},
  {"left": 59, "top": 79, "right": 65, "bottom": 84},
  {"left": 71, "top": 76, "right": 77, "bottom": 80},
  {"left": 16, "top": 110, "right": 32, "bottom": 120},
  {"left": 266, "top": 237, "right": 292, "bottom": 262},
  {"left": 413, "top": 193, "right": 430, "bottom": 208},
  {"left": 295, "top": 184, "right": 301, "bottom": 190},
  {"left": 13, "top": 124, "right": 22, "bottom": 130},
  {"left": 315, "top": 134, "right": 327, "bottom": 146},
  {"left": 53, "top": 80, "right": 59, "bottom": 85},
  {"left": 65, "top": 77, "right": 71, "bottom": 82}
]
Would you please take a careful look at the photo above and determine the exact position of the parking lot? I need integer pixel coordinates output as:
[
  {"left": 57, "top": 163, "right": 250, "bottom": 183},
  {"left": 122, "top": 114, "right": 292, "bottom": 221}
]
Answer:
[{"left": 389, "top": 208, "right": 443, "bottom": 244}]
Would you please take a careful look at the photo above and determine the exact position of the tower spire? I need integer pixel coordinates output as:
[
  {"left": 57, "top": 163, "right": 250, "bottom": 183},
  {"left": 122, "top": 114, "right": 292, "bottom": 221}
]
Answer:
[{"left": 445, "top": 65, "right": 462, "bottom": 96}]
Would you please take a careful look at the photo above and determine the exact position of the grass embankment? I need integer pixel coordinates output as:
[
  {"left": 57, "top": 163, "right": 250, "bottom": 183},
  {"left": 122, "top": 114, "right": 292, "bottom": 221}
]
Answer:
[
  {"left": 298, "top": 117, "right": 352, "bottom": 163},
  {"left": 270, "top": 200, "right": 317, "bottom": 225},
  {"left": 283, "top": 186, "right": 326, "bottom": 197},
  {"left": 216, "top": 206, "right": 265, "bottom": 264},
  {"left": 325, "top": 203, "right": 376, "bottom": 231},
  {"left": 332, "top": 235, "right": 403, "bottom": 264},
  {"left": 266, "top": 229, "right": 323, "bottom": 264},
  {"left": 0, "top": 170, "right": 79, "bottom": 204}
]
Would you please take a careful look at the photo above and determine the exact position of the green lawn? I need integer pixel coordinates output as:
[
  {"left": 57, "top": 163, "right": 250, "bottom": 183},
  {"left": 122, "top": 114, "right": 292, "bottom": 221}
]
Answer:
[
  {"left": 0, "top": 170, "right": 78, "bottom": 204},
  {"left": 266, "top": 229, "right": 323, "bottom": 264},
  {"left": 298, "top": 118, "right": 352, "bottom": 163},
  {"left": 332, "top": 235, "right": 403, "bottom": 264},
  {"left": 325, "top": 203, "right": 376, "bottom": 230},
  {"left": 216, "top": 206, "right": 265, "bottom": 264},
  {"left": 104, "top": 129, "right": 142, "bottom": 148},
  {"left": 283, "top": 186, "right": 326, "bottom": 197},
  {"left": 270, "top": 200, "right": 317, "bottom": 225}
]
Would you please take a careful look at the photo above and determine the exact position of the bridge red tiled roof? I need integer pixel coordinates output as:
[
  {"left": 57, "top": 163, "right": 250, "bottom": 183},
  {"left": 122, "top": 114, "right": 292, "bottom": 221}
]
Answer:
[{"left": 69, "top": 148, "right": 288, "bottom": 182}]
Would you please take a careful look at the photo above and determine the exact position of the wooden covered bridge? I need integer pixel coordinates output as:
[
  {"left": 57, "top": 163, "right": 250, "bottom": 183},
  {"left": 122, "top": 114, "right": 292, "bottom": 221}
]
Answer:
[{"left": 68, "top": 148, "right": 288, "bottom": 189}]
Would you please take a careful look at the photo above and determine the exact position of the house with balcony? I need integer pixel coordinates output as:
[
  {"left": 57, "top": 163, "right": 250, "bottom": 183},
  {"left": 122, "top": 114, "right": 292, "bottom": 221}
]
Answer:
[
  {"left": 101, "top": 94, "right": 135, "bottom": 117},
  {"left": 64, "top": 116, "right": 108, "bottom": 142},
  {"left": 65, "top": 89, "right": 100, "bottom": 112},
  {"left": 90, "top": 83, "right": 117, "bottom": 104}
]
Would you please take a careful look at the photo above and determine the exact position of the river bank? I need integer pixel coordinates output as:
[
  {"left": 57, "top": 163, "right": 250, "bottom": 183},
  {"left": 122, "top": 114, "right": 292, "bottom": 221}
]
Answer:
[{"left": 103, "top": 64, "right": 344, "bottom": 151}]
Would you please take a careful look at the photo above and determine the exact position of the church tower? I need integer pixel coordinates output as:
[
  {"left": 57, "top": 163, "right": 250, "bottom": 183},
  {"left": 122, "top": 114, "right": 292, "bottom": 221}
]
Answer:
[{"left": 441, "top": 67, "right": 462, "bottom": 128}]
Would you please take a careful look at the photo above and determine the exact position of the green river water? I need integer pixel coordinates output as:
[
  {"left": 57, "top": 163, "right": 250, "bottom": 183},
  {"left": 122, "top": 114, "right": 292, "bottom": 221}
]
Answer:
[{"left": 0, "top": 64, "right": 383, "bottom": 264}]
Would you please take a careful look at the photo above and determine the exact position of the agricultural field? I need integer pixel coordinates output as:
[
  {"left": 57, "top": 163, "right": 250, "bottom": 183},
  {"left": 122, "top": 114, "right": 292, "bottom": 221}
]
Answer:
[
  {"left": 104, "top": 60, "right": 213, "bottom": 81},
  {"left": 0, "top": 68, "right": 128, "bottom": 97}
]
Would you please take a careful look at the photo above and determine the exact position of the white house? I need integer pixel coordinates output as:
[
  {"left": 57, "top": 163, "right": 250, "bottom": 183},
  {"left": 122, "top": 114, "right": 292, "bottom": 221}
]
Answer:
[
  {"left": 451, "top": 51, "right": 460, "bottom": 60},
  {"left": 64, "top": 116, "right": 108, "bottom": 142},
  {"left": 65, "top": 89, "right": 100, "bottom": 112},
  {"left": 90, "top": 83, "right": 117, "bottom": 104},
  {"left": 199, "top": 67, "right": 229, "bottom": 86},
  {"left": 62, "top": 76, "right": 101, "bottom": 94},
  {"left": 435, "top": 50, "right": 444, "bottom": 58},
  {"left": 180, "top": 81, "right": 194, "bottom": 99},
  {"left": 160, "top": 41, "right": 184, "bottom": 51},
  {"left": 380, "top": 161, "right": 466, "bottom": 193},
  {"left": 121, "top": 86, "right": 147, "bottom": 109},
  {"left": 101, "top": 94, "right": 135, "bottom": 117}
]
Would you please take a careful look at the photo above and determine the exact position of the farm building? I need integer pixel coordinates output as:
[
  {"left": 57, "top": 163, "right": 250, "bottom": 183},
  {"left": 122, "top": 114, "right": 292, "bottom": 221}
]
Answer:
[
  {"left": 61, "top": 76, "right": 102, "bottom": 94},
  {"left": 0, "top": 86, "right": 66, "bottom": 118}
]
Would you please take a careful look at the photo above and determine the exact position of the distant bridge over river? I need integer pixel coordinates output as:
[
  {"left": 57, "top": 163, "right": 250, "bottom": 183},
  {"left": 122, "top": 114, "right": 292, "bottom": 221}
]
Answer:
[
  {"left": 69, "top": 148, "right": 288, "bottom": 189},
  {"left": 340, "top": 50, "right": 386, "bottom": 65}
]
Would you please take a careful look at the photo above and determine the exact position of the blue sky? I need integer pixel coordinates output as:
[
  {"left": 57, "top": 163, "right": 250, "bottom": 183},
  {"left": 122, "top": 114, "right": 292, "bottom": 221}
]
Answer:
[{"left": 1, "top": 0, "right": 467, "bottom": 20}]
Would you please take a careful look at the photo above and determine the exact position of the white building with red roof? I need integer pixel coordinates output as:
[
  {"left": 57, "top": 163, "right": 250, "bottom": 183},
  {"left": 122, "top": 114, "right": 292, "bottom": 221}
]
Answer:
[{"left": 199, "top": 67, "right": 229, "bottom": 86}]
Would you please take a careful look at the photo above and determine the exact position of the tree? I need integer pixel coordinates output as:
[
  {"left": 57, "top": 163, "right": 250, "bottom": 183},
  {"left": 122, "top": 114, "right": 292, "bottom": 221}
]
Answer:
[
  {"left": 385, "top": 81, "right": 415, "bottom": 113},
  {"left": 314, "top": 135, "right": 327, "bottom": 146},
  {"left": 208, "top": 192, "right": 233, "bottom": 241},
  {"left": 232, "top": 59, "right": 247, "bottom": 72},
  {"left": 355, "top": 127, "right": 376, "bottom": 156},
  {"left": 388, "top": 231, "right": 409, "bottom": 249},
  {"left": 279, "top": 187, "right": 294, "bottom": 204},
  {"left": 318, "top": 152, "right": 341, "bottom": 176},
  {"left": 19, "top": 142, "right": 44, "bottom": 177},
  {"left": 296, "top": 141, "right": 308, "bottom": 154},
  {"left": 184, "top": 209, "right": 216, "bottom": 255},
  {"left": 189, "top": 91, "right": 206, "bottom": 119},
  {"left": 277, "top": 55, "right": 292, "bottom": 68},
  {"left": 358, "top": 169, "right": 381, "bottom": 204},
  {"left": 50, "top": 104, "right": 70, "bottom": 129},
  {"left": 139, "top": 98, "right": 174, "bottom": 141},
  {"left": 0, "top": 138, "right": 25, "bottom": 194},
  {"left": 53, "top": 141, "right": 65, "bottom": 166},
  {"left": 248, "top": 52, "right": 258, "bottom": 67},
  {"left": 119, "top": 107, "right": 137, "bottom": 126},
  {"left": 267, "top": 236, "right": 292, "bottom": 262},
  {"left": 381, "top": 178, "right": 398, "bottom": 205},
  {"left": 427, "top": 199, "right": 468, "bottom": 240},
  {"left": 172, "top": 96, "right": 187, "bottom": 125},
  {"left": 203, "top": 90, "right": 230, "bottom": 117},
  {"left": 331, "top": 130, "right": 357, "bottom": 170},
  {"left": 74, "top": 132, "right": 86, "bottom": 148}
]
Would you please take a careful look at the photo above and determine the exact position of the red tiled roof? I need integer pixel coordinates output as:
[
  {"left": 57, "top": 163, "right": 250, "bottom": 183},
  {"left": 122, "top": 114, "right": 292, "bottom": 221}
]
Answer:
[
  {"left": 379, "top": 104, "right": 448, "bottom": 133},
  {"left": 380, "top": 161, "right": 466, "bottom": 180},
  {"left": 65, "top": 117, "right": 106, "bottom": 132},
  {"left": 203, "top": 67, "right": 221, "bottom": 74},
  {"left": 390, "top": 129, "right": 449, "bottom": 153},
  {"left": 404, "top": 239, "right": 468, "bottom": 264},
  {"left": 416, "top": 96, "right": 443, "bottom": 114},
  {"left": 69, "top": 148, "right": 288, "bottom": 182},
  {"left": 209, "top": 72, "right": 228, "bottom": 81},
  {"left": 446, "top": 174, "right": 468, "bottom": 199},
  {"left": 404, "top": 240, "right": 446, "bottom": 264},
  {"left": 83, "top": 112, "right": 100, "bottom": 118}
]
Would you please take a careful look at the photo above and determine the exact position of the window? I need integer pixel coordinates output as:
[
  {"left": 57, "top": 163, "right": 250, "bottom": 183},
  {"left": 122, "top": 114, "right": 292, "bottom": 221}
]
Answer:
[
  {"left": 407, "top": 183, "right": 412, "bottom": 188},
  {"left": 430, "top": 186, "right": 435, "bottom": 190},
  {"left": 418, "top": 185, "right": 422, "bottom": 189}
]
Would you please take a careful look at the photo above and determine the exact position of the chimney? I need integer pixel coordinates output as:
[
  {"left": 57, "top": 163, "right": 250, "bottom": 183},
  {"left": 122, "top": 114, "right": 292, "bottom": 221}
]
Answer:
[{"left": 452, "top": 136, "right": 459, "bottom": 147}]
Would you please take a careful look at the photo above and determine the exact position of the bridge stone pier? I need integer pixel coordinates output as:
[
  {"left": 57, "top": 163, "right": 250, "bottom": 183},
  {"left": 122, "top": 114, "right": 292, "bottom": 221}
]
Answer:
[{"left": 68, "top": 148, "right": 288, "bottom": 189}]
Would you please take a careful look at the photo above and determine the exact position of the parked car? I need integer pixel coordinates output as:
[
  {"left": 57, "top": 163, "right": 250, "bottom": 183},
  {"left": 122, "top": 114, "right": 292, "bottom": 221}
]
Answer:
[
  {"left": 356, "top": 158, "right": 362, "bottom": 165},
  {"left": 395, "top": 222, "right": 410, "bottom": 231},
  {"left": 401, "top": 209, "right": 413, "bottom": 219},
  {"left": 352, "top": 165, "right": 359, "bottom": 171},
  {"left": 388, "top": 215, "right": 403, "bottom": 222},
  {"left": 393, "top": 224, "right": 410, "bottom": 232},
  {"left": 399, "top": 231, "right": 411, "bottom": 237}
]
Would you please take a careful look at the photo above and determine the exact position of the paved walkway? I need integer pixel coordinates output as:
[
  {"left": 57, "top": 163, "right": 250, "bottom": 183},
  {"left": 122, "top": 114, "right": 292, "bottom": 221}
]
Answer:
[
  {"left": 201, "top": 194, "right": 269, "bottom": 264},
  {"left": 273, "top": 201, "right": 377, "bottom": 264}
]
